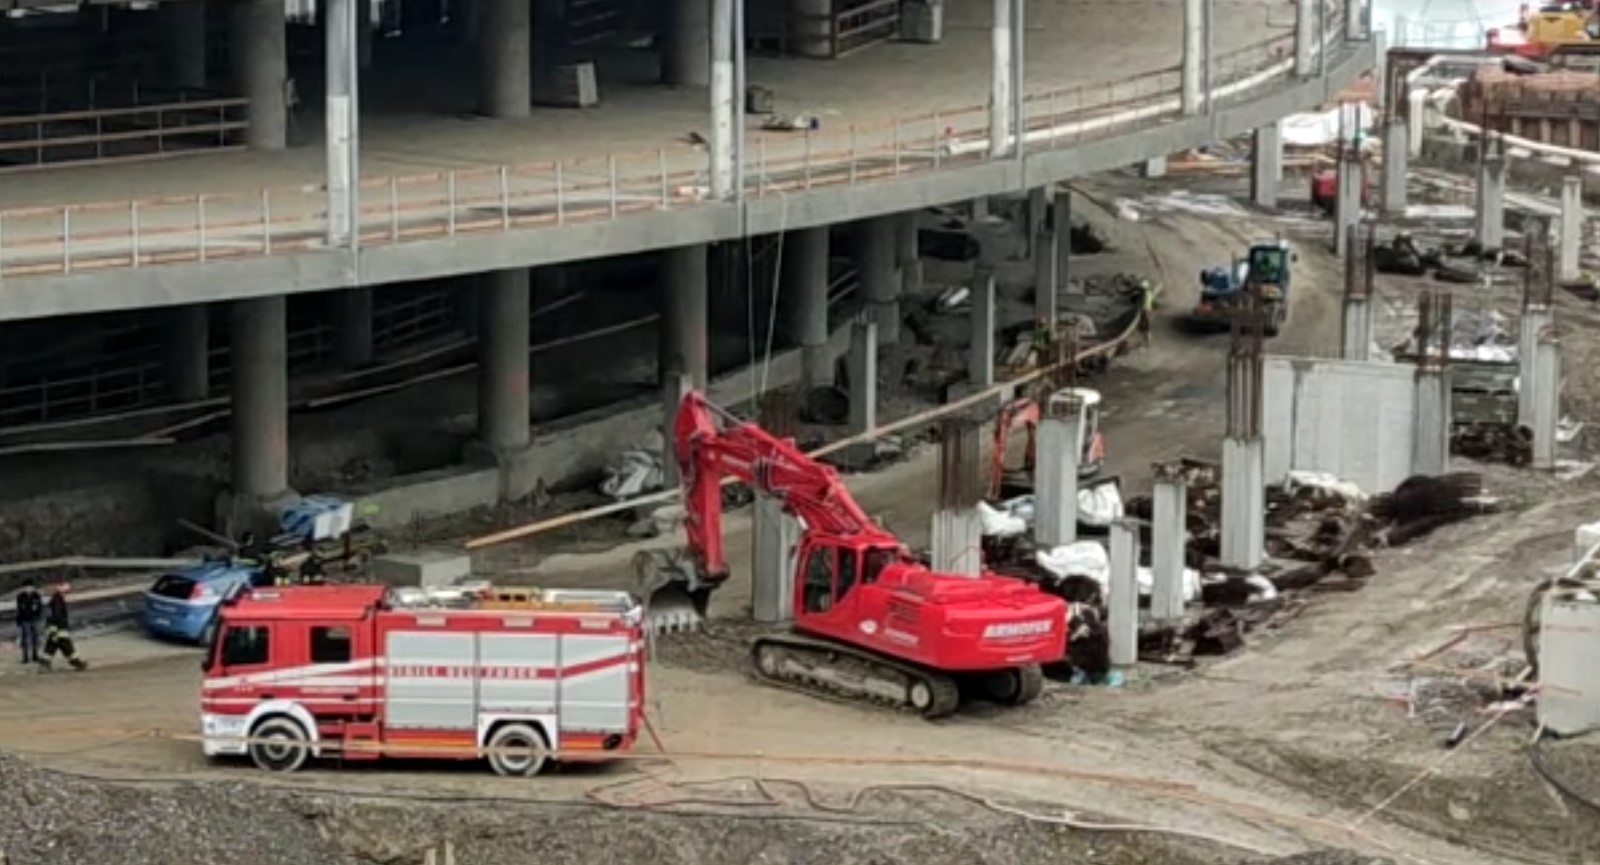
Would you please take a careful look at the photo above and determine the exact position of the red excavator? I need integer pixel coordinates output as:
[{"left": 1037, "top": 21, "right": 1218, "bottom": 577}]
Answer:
[
  {"left": 989, "top": 388, "right": 1106, "bottom": 499},
  {"left": 635, "top": 391, "right": 1069, "bottom": 717}
]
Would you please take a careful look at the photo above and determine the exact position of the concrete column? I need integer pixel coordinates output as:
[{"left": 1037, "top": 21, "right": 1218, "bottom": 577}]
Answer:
[
  {"left": 1059, "top": 189, "right": 1076, "bottom": 295},
  {"left": 1142, "top": 156, "right": 1167, "bottom": 178},
  {"left": 1335, "top": 148, "right": 1362, "bottom": 258},
  {"left": 664, "top": 0, "right": 711, "bottom": 86},
  {"left": 1181, "top": 0, "right": 1203, "bottom": 114},
  {"left": 1559, "top": 175, "right": 1584, "bottom": 283},
  {"left": 848, "top": 321, "right": 878, "bottom": 433},
  {"left": 478, "top": 0, "right": 531, "bottom": 118},
  {"left": 337, "top": 288, "right": 375, "bottom": 368},
  {"left": 858, "top": 217, "right": 900, "bottom": 345},
  {"left": 752, "top": 494, "right": 800, "bottom": 622},
  {"left": 1346, "top": 0, "right": 1366, "bottom": 39},
  {"left": 1531, "top": 330, "right": 1561, "bottom": 471},
  {"left": 1412, "top": 369, "right": 1451, "bottom": 476},
  {"left": 1381, "top": 116, "right": 1409, "bottom": 214},
  {"left": 1251, "top": 123, "right": 1282, "bottom": 209},
  {"left": 1220, "top": 436, "right": 1264, "bottom": 570},
  {"left": 1407, "top": 88, "right": 1427, "bottom": 159},
  {"left": 164, "top": 304, "right": 210, "bottom": 402},
  {"left": 1150, "top": 474, "right": 1188, "bottom": 622},
  {"left": 895, "top": 213, "right": 922, "bottom": 297},
  {"left": 1107, "top": 519, "right": 1140, "bottom": 667},
  {"left": 1033, "top": 187, "right": 1060, "bottom": 323},
  {"left": 1341, "top": 295, "right": 1372, "bottom": 361},
  {"left": 931, "top": 509, "right": 985, "bottom": 577},
  {"left": 660, "top": 371, "right": 692, "bottom": 488},
  {"left": 162, "top": 0, "right": 207, "bottom": 90},
  {"left": 325, "top": 0, "right": 361, "bottom": 247},
  {"left": 1294, "top": 0, "right": 1316, "bottom": 77},
  {"left": 708, "top": 0, "right": 735, "bottom": 198},
  {"left": 477, "top": 270, "right": 532, "bottom": 455},
  {"left": 1519, "top": 306, "right": 1552, "bottom": 427},
  {"left": 1476, "top": 155, "right": 1507, "bottom": 251},
  {"left": 989, "top": 0, "right": 1014, "bottom": 157},
  {"left": 1034, "top": 403, "right": 1081, "bottom": 549},
  {"left": 229, "top": 296, "right": 292, "bottom": 527},
  {"left": 231, "top": 0, "right": 288, "bottom": 150},
  {"left": 969, "top": 270, "right": 996, "bottom": 389},
  {"left": 661, "top": 245, "right": 710, "bottom": 391},
  {"left": 782, "top": 227, "right": 832, "bottom": 390}
]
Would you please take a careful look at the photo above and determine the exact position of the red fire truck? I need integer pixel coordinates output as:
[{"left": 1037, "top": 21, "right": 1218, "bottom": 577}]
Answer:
[{"left": 200, "top": 583, "right": 646, "bottom": 776}]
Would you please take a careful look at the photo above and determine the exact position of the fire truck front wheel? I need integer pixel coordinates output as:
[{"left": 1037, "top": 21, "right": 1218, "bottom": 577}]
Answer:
[
  {"left": 249, "top": 717, "right": 311, "bottom": 773},
  {"left": 486, "top": 722, "right": 550, "bottom": 777}
]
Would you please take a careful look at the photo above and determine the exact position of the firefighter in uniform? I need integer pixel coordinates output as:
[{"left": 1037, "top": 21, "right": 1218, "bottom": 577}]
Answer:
[{"left": 39, "top": 583, "right": 88, "bottom": 671}]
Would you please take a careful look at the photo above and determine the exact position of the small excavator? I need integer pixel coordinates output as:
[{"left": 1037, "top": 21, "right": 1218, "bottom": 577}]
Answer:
[
  {"left": 634, "top": 391, "right": 1069, "bottom": 717},
  {"left": 1487, "top": 2, "right": 1600, "bottom": 59},
  {"left": 989, "top": 388, "right": 1107, "bottom": 500}
]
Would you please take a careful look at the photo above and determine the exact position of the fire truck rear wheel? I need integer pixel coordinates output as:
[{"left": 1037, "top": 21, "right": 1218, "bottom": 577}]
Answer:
[
  {"left": 487, "top": 723, "right": 550, "bottom": 777},
  {"left": 249, "top": 717, "right": 311, "bottom": 773}
]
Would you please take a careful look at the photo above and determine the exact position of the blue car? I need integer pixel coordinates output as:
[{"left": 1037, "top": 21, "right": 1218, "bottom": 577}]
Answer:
[{"left": 142, "top": 560, "right": 260, "bottom": 644}]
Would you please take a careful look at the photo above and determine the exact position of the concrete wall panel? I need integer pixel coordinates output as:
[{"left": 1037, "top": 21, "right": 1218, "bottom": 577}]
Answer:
[{"left": 1263, "top": 357, "right": 1416, "bottom": 494}]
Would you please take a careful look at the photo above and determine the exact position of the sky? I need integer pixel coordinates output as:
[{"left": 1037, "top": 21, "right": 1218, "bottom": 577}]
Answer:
[{"left": 1374, "top": 0, "right": 1531, "bottom": 48}]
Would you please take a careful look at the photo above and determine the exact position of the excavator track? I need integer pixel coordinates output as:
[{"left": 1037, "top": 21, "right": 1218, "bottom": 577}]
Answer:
[{"left": 749, "top": 633, "right": 963, "bottom": 719}]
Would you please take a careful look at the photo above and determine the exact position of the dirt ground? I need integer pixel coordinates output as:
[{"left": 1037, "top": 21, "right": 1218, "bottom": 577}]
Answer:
[{"left": 4, "top": 161, "right": 1599, "bottom": 865}]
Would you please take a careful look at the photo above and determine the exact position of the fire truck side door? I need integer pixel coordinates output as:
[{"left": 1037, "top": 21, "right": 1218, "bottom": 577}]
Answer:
[{"left": 216, "top": 620, "right": 276, "bottom": 700}]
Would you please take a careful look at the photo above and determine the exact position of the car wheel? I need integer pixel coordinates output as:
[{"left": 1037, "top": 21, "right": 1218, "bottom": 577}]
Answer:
[
  {"left": 486, "top": 723, "right": 550, "bottom": 777},
  {"left": 249, "top": 717, "right": 311, "bottom": 773}
]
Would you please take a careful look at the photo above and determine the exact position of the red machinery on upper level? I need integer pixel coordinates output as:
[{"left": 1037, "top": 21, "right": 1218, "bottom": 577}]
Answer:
[{"left": 634, "top": 391, "right": 1069, "bottom": 718}]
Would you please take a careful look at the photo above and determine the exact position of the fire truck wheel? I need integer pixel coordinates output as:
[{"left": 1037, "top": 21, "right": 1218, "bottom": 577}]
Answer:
[
  {"left": 486, "top": 723, "right": 550, "bottom": 777},
  {"left": 249, "top": 717, "right": 311, "bottom": 773}
]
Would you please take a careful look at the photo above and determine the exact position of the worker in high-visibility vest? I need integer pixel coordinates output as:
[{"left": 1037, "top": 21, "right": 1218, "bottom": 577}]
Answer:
[{"left": 39, "top": 583, "right": 88, "bottom": 671}]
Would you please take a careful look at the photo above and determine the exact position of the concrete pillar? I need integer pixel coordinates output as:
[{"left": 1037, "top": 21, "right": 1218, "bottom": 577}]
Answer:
[
  {"left": 162, "top": 0, "right": 207, "bottom": 90},
  {"left": 664, "top": 0, "right": 711, "bottom": 86},
  {"left": 858, "top": 217, "right": 901, "bottom": 345},
  {"left": 1220, "top": 436, "right": 1264, "bottom": 570},
  {"left": 1294, "top": 0, "right": 1316, "bottom": 77},
  {"left": 660, "top": 370, "right": 692, "bottom": 488},
  {"left": 325, "top": 0, "right": 361, "bottom": 247},
  {"left": 989, "top": 0, "right": 1014, "bottom": 157},
  {"left": 1407, "top": 89, "right": 1427, "bottom": 159},
  {"left": 1476, "top": 155, "right": 1507, "bottom": 251},
  {"left": 1335, "top": 148, "right": 1362, "bottom": 258},
  {"left": 1251, "top": 123, "right": 1282, "bottom": 209},
  {"left": 895, "top": 213, "right": 922, "bottom": 298},
  {"left": 1519, "top": 306, "right": 1552, "bottom": 427},
  {"left": 1142, "top": 155, "right": 1167, "bottom": 178},
  {"left": 478, "top": 0, "right": 531, "bottom": 118},
  {"left": 1412, "top": 369, "right": 1451, "bottom": 476},
  {"left": 848, "top": 321, "right": 878, "bottom": 433},
  {"left": 164, "top": 304, "right": 210, "bottom": 402},
  {"left": 782, "top": 227, "right": 832, "bottom": 390},
  {"left": 708, "top": 0, "right": 736, "bottom": 199},
  {"left": 1181, "top": 0, "right": 1203, "bottom": 114},
  {"left": 1107, "top": 519, "right": 1140, "bottom": 667},
  {"left": 931, "top": 509, "right": 985, "bottom": 577},
  {"left": 1531, "top": 330, "right": 1561, "bottom": 471},
  {"left": 1059, "top": 189, "right": 1076, "bottom": 295},
  {"left": 1033, "top": 187, "right": 1060, "bottom": 323},
  {"left": 661, "top": 245, "right": 709, "bottom": 391},
  {"left": 336, "top": 288, "right": 375, "bottom": 368},
  {"left": 969, "top": 270, "right": 996, "bottom": 389},
  {"left": 231, "top": 0, "right": 288, "bottom": 150},
  {"left": 1034, "top": 402, "right": 1081, "bottom": 549},
  {"left": 1346, "top": 0, "right": 1366, "bottom": 39},
  {"left": 477, "top": 269, "right": 532, "bottom": 455},
  {"left": 1150, "top": 474, "right": 1188, "bottom": 622},
  {"left": 1341, "top": 295, "right": 1372, "bottom": 361},
  {"left": 1559, "top": 175, "right": 1584, "bottom": 283},
  {"left": 229, "top": 296, "right": 292, "bottom": 528},
  {"left": 1381, "top": 116, "right": 1409, "bottom": 214},
  {"left": 752, "top": 494, "right": 800, "bottom": 622}
]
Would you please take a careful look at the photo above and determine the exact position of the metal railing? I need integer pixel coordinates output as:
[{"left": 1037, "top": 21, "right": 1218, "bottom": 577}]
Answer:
[
  {"left": 0, "top": 97, "right": 249, "bottom": 174},
  {"left": 0, "top": 31, "right": 1335, "bottom": 283}
]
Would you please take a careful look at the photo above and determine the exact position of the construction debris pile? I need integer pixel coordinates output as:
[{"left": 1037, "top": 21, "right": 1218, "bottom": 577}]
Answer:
[{"left": 1459, "top": 67, "right": 1600, "bottom": 149}]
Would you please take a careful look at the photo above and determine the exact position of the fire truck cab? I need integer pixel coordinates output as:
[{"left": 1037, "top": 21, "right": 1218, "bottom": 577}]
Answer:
[{"left": 200, "top": 583, "right": 645, "bottom": 777}]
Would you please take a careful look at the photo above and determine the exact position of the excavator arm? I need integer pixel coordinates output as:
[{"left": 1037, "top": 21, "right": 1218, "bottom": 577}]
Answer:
[{"left": 635, "top": 391, "right": 897, "bottom": 632}]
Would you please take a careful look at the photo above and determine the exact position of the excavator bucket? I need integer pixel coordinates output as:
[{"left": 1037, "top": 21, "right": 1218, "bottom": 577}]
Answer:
[{"left": 633, "top": 549, "right": 711, "bottom": 634}]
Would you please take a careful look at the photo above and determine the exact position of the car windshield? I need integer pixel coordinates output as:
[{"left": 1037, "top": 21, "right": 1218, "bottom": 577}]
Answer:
[{"left": 150, "top": 574, "right": 197, "bottom": 600}]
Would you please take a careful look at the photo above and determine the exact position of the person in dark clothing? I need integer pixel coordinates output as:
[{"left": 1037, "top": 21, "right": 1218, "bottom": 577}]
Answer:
[
  {"left": 40, "top": 583, "right": 88, "bottom": 671},
  {"left": 14, "top": 580, "right": 42, "bottom": 664},
  {"left": 299, "top": 544, "right": 327, "bottom": 586}
]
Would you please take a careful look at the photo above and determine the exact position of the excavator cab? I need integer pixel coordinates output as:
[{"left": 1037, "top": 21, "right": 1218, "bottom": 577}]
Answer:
[
  {"left": 796, "top": 540, "right": 897, "bottom": 617},
  {"left": 989, "top": 388, "right": 1106, "bottom": 499}
]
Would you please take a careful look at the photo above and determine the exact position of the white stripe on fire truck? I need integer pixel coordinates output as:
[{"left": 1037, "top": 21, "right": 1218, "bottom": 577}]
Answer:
[
  {"left": 203, "top": 652, "right": 633, "bottom": 690},
  {"left": 202, "top": 658, "right": 379, "bottom": 690}
]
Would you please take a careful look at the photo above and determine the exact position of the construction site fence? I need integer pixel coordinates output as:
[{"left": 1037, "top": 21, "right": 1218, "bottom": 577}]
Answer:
[{"left": 0, "top": 29, "right": 1335, "bottom": 283}]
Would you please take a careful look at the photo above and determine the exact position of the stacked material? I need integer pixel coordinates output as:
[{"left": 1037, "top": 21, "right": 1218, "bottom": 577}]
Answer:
[{"left": 1460, "top": 67, "right": 1600, "bottom": 124}]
